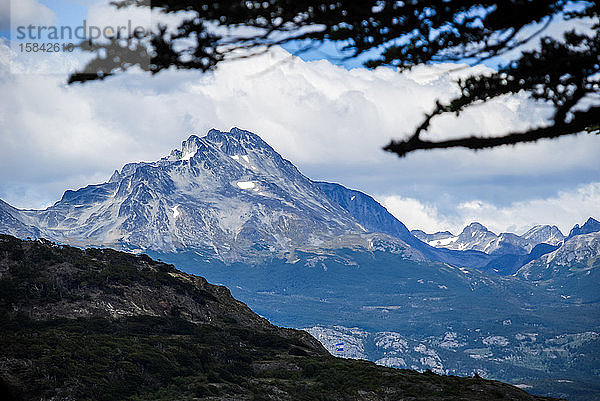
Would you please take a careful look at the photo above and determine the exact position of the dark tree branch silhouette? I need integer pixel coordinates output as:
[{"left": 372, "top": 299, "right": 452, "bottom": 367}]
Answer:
[{"left": 69, "top": 0, "right": 600, "bottom": 157}]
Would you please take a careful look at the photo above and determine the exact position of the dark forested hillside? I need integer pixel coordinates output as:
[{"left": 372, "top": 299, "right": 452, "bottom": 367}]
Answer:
[{"left": 0, "top": 235, "right": 561, "bottom": 401}]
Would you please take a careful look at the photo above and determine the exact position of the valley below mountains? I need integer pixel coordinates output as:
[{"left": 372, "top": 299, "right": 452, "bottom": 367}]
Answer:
[
  {"left": 1, "top": 128, "right": 598, "bottom": 400},
  {"left": 4, "top": 234, "right": 562, "bottom": 401}
]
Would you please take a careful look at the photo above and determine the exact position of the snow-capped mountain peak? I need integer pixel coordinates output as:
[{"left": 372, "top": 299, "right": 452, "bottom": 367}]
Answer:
[
  {"left": 410, "top": 230, "right": 457, "bottom": 247},
  {"left": 414, "top": 222, "right": 566, "bottom": 256},
  {"left": 413, "top": 223, "right": 501, "bottom": 253},
  {"left": 178, "top": 134, "right": 203, "bottom": 160},
  {"left": 460, "top": 222, "right": 492, "bottom": 239},
  {"left": 0, "top": 128, "right": 418, "bottom": 263}
]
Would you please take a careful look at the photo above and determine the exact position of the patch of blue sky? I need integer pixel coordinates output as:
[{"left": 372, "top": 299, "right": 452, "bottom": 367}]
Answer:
[
  {"left": 282, "top": 39, "right": 377, "bottom": 70},
  {"left": 39, "top": 0, "right": 88, "bottom": 27},
  {"left": 283, "top": 1, "right": 593, "bottom": 71},
  {"left": 281, "top": 37, "right": 504, "bottom": 71},
  {"left": 3, "top": 0, "right": 88, "bottom": 42}
]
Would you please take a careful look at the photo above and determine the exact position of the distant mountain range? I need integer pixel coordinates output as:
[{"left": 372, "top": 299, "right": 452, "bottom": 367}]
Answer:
[
  {"left": 411, "top": 220, "right": 597, "bottom": 255},
  {"left": 412, "top": 219, "right": 599, "bottom": 276},
  {"left": 1, "top": 127, "right": 597, "bottom": 277},
  {"left": 0, "top": 128, "right": 598, "bottom": 400}
]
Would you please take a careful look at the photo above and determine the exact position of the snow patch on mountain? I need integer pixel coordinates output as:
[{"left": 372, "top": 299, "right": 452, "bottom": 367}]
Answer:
[
  {"left": 236, "top": 181, "right": 256, "bottom": 190},
  {"left": 429, "top": 236, "right": 459, "bottom": 247}
]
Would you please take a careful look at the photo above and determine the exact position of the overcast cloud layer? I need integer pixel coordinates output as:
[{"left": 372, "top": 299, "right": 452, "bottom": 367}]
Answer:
[{"left": 0, "top": 4, "right": 598, "bottom": 235}]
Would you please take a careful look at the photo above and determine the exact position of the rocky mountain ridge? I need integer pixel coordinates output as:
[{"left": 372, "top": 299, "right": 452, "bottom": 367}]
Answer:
[
  {"left": 412, "top": 223, "right": 567, "bottom": 255},
  {"left": 517, "top": 230, "right": 600, "bottom": 300},
  {"left": 0, "top": 129, "right": 418, "bottom": 264},
  {"left": 566, "top": 217, "right": 600, "bottom": 241}
]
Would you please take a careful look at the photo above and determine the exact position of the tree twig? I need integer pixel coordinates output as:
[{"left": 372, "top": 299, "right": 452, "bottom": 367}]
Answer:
[{"left": 384, "top": 107, "right": 600, "bottom": 157}]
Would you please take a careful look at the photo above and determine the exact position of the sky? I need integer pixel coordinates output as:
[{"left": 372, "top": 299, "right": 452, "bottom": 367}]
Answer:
[{"left": 0, "top": 0, "right": 599, "bottom": 236}]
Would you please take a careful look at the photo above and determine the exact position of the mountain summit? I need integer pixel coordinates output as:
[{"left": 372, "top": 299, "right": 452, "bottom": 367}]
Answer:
[
  {"left": 566, "top": 217, "right": 600, "bottom": 241},
  {"left": 521, "top": 225, "right": 565, "bottom": 246},
  {"left": 0, "top": 128, "right": 416, "bottom": 263}
]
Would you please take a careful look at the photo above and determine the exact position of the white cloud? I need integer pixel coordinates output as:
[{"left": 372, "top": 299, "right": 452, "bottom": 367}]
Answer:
[
  {"left": 379, "top": 183, "right": 600, "bottom": 235},
  {"left": 377, "top": 195, "right": 453, "bottom": 233},
  {"left": 85, "top": 0, "right": 190, "bottom": 37},
  {"left": 3, "top": 0, "right": 56, "bottom": 31},
  {"left": 0, "top": 40, "right": 598, "bottom": 236}
]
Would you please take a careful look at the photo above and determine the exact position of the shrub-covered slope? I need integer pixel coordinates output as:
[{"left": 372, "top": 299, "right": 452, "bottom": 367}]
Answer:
[{"left": 0, "top": 235, "right": 560, "bottom": 401}]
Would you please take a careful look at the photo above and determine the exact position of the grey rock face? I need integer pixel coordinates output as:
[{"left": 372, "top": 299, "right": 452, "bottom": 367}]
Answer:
[
  {"left": 521, "top": 225, "right": 565, "bottom": 246},
  {"left": 518, "top": 231, "right": 600, "bottom": 282}
]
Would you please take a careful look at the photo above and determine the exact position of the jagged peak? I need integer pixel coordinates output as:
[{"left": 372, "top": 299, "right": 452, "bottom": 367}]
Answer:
[
  {"left": 165, "top": 128, "right": 273, "bottom": 161},
  {"left": 179, "top": 134, "right": 204, "bottom": 161},
  {"left": 120, "top": 162, "right": 143, "bottom": 177},
  {"left": 462, "top": 222, "right": 489, "bottom": 232},
  {"left": 205, "top": 127, "right": 271, "bottom": 153},
  {"left": 458, "top": 222, "right": 496, "bottom": 240},
  {"left": 108, "top": 170, "right": 121, "bottom": 183},
  {"left": 567, "top": 216, "right": 600, "bottom": 240},
  {"left": 98, "top": 128, "right": 292, "bottom": 197},
  {"left": 522, "top": 224, "right": 564, "bottom": 238}
]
